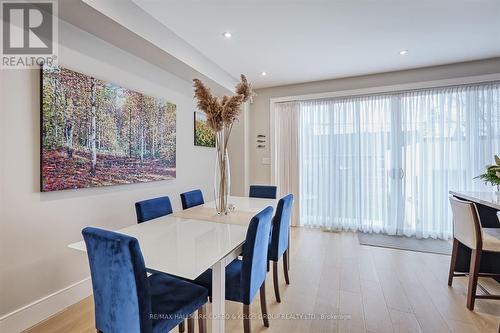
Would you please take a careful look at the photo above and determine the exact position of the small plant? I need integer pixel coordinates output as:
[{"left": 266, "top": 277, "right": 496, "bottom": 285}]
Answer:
[{"left": 475, "top": 155, "right": 500, "bottom": 186}]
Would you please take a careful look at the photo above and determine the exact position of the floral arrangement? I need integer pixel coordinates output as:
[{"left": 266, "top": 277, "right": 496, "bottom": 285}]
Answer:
[
  {"left": 193, "top": 75, "right": 253, "bottom": 214},
  {"left": 476, "top": 155, "right": 500, "bottom": 186},
  {"left": 193, "top": 75, "right": 252, "bottom": 134}
]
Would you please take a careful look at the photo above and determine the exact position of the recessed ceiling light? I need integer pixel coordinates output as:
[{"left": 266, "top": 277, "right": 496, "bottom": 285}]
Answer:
[
  {"left": 399, "top": 50, "right": 409, "bottom": 55},
  {"left": 261, "top": 71, "right": 267, "bottom": 76},
  {"left": 223, "top": 31, "right": 232, "bottom": 39}
]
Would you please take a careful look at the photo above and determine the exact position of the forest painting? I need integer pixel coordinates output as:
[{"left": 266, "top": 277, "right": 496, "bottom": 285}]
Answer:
[
  {"left": 194, "top": 111, "right": 216, "bottom": 147},
  {"left": 41, "top": 65, "right": 176, "bottom": 192}
]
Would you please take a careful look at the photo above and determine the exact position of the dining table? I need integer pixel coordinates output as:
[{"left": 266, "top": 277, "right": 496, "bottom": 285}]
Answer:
[
  {"left": 69, "top": 195, "right": 278, "bottom": 333},
  {"left": 449, "top": 191, "right": 500, "bottom": 281}
]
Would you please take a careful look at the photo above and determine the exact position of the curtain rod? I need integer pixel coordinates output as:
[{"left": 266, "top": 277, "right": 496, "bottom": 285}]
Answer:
[{"left": 275, "top": 79, "right": 500, "bottom": 104}]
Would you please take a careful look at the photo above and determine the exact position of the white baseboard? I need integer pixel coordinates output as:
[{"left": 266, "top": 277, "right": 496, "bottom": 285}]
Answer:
[{"left": 0, "top": 277, "right": 92, "bottom": 333}]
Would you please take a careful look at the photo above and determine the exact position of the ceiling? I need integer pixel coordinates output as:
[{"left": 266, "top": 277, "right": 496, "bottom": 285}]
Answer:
[{"left": 133, "top": 0, "right": 500, "bottom": 89}]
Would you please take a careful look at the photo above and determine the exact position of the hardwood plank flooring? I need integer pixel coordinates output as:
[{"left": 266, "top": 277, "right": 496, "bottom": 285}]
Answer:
[{"left": 24, "top": 229, "right": 500, "bottom": 333}]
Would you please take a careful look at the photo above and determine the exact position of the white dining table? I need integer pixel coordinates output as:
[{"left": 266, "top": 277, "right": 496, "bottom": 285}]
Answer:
[
  {"left": 68, "top": 196, "right": 277, "bottom": 333},
  {"left": 172, "top": 195, "right": 278, "bottom": 332}
]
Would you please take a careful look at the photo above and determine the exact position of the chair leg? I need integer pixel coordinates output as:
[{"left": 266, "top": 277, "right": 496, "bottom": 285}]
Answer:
[
  {"left": 283, "top": 250, "right": 290, "bottom": 285},
  {"left": 273, "top": 261, "right": 281, "bottom": 303},
  {"left": 243, "top": 304, "right": 251, "bottom": 333},
  {"left": 198, "top": 304, "right": 207, "bottom": 333},
  {"left": 466, "top": 249, "right": 481, "bottom": 310},
  {"left": 448, "top": 238, "right": 459, "bottom": 286},
  {"left": 287, "top": 231, "right": 291, "bottom": 270},
  {"left": 260, "top": 281, "right": 270, "bottom": 327},
  {"left": 267, "top": 259, "right": 270, "bottom": 272},
  {"left": 187, "top": 314, "right": 195, "bottom": 333}
]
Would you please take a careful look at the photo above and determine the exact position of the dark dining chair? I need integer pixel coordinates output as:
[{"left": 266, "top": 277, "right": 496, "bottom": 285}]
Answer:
[
  {"left": 194, "top": 206, "right": 274, "bottom": 333},
  {"left": 135, "top": 196, "right": 173, "bottom": 223},
  {"left": 180, "top": 189, "right": 205, "bottom": 210},
  {"left": 249, "top": 185, "right": 277, "bottom": 199},
  {"left": 269, "top": 194, "right": 294, "bottom": 302},
  {"left": 82, "top": 227, "right": 208, "bottom": 333},
  {"left": 448, "top": 196, "right": 500, "bottom": 310}
]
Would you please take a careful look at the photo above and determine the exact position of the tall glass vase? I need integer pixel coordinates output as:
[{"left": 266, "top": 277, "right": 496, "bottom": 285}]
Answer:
[{"left": 214, "top": 129, "right": 231, "bottom": 215}]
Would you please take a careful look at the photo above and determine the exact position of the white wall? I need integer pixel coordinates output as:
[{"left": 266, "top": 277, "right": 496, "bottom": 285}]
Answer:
[
  {"left": 227, "top": 102, "right": 250, "bottom": 196},
  {"left": 249, "top": 58, "right": 500, "bottom": 184},
  {"left": 0, "top": 19, "right": 222, "bottom": 329}
]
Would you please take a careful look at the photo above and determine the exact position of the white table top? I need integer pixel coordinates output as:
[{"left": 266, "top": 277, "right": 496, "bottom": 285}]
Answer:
[
  {"left": 68, "top": 216, "right": 248, "bottom": 280},
  {"left": 172, "top": 196, "right": 278, "bottom": 225},
  {"left": 449, "top": 191, "right": 500, "bottom": 210}
]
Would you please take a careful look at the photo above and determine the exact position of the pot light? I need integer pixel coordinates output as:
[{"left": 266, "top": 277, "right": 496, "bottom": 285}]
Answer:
[
  {"left": 261, "top": 71, "right": 267, "bottom": 76},
  {"left": 223, "top": 31, "right": 232, "bottom": 39},
  {"left": 399, "top": 49, "right": 409, "bottom": 55}
]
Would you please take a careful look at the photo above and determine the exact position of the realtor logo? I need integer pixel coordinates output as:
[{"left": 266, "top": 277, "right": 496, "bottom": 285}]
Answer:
[{"left": 1, "top": 0, "right": 58, "bottom": 68}]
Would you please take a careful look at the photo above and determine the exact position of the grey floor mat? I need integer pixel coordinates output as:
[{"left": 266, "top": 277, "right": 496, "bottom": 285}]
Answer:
[{"left": 357, "top": 232, "right": 451, "bottom": 255}]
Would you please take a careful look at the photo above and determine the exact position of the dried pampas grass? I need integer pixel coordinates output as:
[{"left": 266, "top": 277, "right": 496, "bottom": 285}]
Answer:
[
  {"left": 235, "top": 74, "right": 252, "bottom": 102},
  {"left": 193, "top": 75, "right": 253, "bottom": 214},
  {"left": 193, "top": 74, "right": 253, "bottom": 133}
]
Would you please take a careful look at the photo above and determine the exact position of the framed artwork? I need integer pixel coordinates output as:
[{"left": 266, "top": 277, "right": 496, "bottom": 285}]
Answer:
[
  {"left": 194, "top": 111, "right": 215, "bottom": 148},
  {"left": 40, "top": 64, "right": 176, "bottom": 192}
]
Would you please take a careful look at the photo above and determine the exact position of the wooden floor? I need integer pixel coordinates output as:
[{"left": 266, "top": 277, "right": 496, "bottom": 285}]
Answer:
[{"left": 25, "top": 229, "right": 500, "bottom": 333}]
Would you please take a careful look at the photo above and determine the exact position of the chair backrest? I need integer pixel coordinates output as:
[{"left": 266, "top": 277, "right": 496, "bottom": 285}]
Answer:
[
  {"left": 135, "top": 196, "right": 173, "bottom": 223},
  {"left": 249, "top": 185, "right": 277, "bottom": 199},
  {"left": 241, "top": 206, "right": 273, "bottom": 305},
  {"left": 82, "top": 227, "right": 152, "bottom": 333},
  {"left": 180, "top": 189, "right": 204, "bottom": 210},
  {"left": 269, "top": 194, "right": 294, "bottom": 261},
  {"left": 449, "top": 196, "right": 482, "bottom": 250}
]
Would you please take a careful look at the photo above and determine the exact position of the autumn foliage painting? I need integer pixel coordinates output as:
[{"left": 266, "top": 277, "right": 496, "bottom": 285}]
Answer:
[
  {"left": 194, "top": 112, "right": 216, "bottom": 147},
  {"left": 41, "top": 65, "right": 176, "bottom": 192}
]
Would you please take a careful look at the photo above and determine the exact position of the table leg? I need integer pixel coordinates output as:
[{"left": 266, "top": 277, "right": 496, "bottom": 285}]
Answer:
[{"left": 212, "top": 259, "right": 225, "bottom": 333}]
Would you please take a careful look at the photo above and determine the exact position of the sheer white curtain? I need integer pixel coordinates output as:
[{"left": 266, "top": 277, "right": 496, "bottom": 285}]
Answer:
[
  {"left": 274, "top": 102, "right": 300, "bottom": 226},
  {"left": 399, "top": 84, "right": 500, "bottom": 238},
  {"left": 298, "top": 82, "right": 500, "bottom": 239},
  {"left": 299, "top": 96, "right": 397, "bottom": 233}
]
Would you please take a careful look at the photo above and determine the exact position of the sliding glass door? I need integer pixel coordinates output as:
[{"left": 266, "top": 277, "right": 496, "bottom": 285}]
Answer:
[
  {"left": 398, "top": 85, "right": 500, "bottom": 238},
  {"left": 298, "top": 82, "right": 500, "bottom": 239},
  {"left": 299, "top": 96, "right": 401, "bottom": 234}
]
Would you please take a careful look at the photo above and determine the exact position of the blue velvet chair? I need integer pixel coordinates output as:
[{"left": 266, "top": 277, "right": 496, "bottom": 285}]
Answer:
[
  {"left": 180, "top": 189, "right": 204, "bottom": 210},
  {"left": 249, "top": 185, "right": 277, "bottom": 199},
  {"left": 135, "top": 197, "right": 187, "bottom": 332},
  {"left": 135, "top": 196, "right": 173, "bottom": 223},
  {"left": 194, "top": 206, "right": 274, "bottom": 333},
  {"left": 268, "top": 194, "right": 294, "bottom": 302},
  {"left": 82, "top": 227, "right": 208, "bottom": 333}
]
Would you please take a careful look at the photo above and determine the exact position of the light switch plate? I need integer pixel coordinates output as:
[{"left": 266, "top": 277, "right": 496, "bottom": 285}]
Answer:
[{"left": 262, "top": 157, "right": 271, "bottom": 165}]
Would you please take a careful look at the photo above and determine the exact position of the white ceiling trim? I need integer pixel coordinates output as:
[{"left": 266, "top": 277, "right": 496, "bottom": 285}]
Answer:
[{"left": 269, "top": 73, "right": 500, "bottom": 103}]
